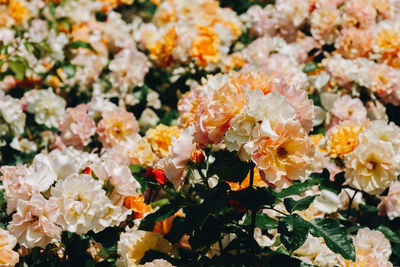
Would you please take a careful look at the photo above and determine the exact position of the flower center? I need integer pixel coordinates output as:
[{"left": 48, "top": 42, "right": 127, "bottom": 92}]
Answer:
[
  {"left": 277, "top": 146, "right": 288, "bottom": 159},
  {"left": 366, "top": 161, "right": 377, "bottom": 171},
  {"left": 30, "top": 215, "right": 39, "bottom": 224}
]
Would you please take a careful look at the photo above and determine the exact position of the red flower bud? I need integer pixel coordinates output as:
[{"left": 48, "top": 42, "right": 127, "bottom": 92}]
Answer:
[
  {"left": 145, "top": 167, "right": 155, "bottom": 179},
  {"left": 191, "top": 149, "right": 205, "bottom": 165},
  {"left": 84, "top": 167, "right": 92, "bottom": 175},
  {"left": 153, "top": 168, "right": 167, "bottom": 185}
]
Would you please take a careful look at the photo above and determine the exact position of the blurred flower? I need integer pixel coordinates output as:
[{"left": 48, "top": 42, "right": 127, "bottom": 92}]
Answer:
[
  {"left": 330, "top": 95, "right": 367, "bottom": 123},
  {"left": 59, "top": 104, "right": 96, "bottom": 149},
  {"left": 25, "top": 88, "right": 66, "bottom": 129},
  {"left": 0, "top": 228, "right": 19, "bottom": 267},
  {"left": 97, "top": 108, "right": 139, "bottom": 148},
  {"left": 379, "top": 181, "right": 400, "bottom": 220},
  {"left": 0, "top": 91, "right": 26, "bottom": 140}
]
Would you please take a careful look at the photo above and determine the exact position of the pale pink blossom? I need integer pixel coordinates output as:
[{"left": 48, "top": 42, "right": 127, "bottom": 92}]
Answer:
[
  {"left": 345, "top": 228, "right": 393, "bottom": 267},
  {"left": 310, "top": 5, "right": 341, "bottom": 44},
  {"left": 156, "top": 127, "right": 196, "bottom": 189},
  {"left": 271, "top": 79, "right": 314, "bottom": 132},
  {"left": 243, "top": 5, "right": 297, "bottom": 41},
  {"left": 59, "top": 104, "right": 96, "bottom": 149},
  {"left": 0, "top": 154, "right": 57, "bottom": 214},
  {"left": 343, "top": 0, "right": 377, "bottom": 29},
  {"left": 335, "top": 28, "right": 372, "bottom": 59},
  {"left": 331, "top": 95, "right": 368, "bottom": 123},
  {"left": 367, "top": 64, "right": 400, "bottom": 105},
  {"left": 8, "top": 193, "right": 61, "bottom": 248},
  {"left": 90, "top": 159, "right": 141, "bottom": 205},
  {"left": 379, "top": 181, "right": 400, "bottom": 220}
]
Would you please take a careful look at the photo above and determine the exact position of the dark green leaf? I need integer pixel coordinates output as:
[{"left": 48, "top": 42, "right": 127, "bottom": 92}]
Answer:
[
  {"left": 377, "top": 225, "right": 400, "bottom": 244},
  {"left": 164, "top": 216, "right": 187, "bottom": 244},
  {"left": 284, "top": 196, "right": 316, "bottom": 213},
  {"left": 244, "top": 213, "right": 278, "bottom": 230},
  {"left": 230, "top": 187, "right": 275, "bottom": 210},
  {"left": 275, "top": 180, "right": 316, "bottom": 198},
  {"left": 139, "top": 204, "right": 180, "bottom": 231},
  {"left": 307, "top": 218, "right": 355, "bottom": 261},
  {"left": 309, "top": 170, "right": 344, "bottom": 194},
  {"left": 69, "top": 41, "right": 96, "bottom": 52},
  {"left": 208, "top": 150, "right": 252, "bottom": 183},
  {"left": 278, "top": 214, "right": 309, "bottom": 253},
  {"left": 157, "top": 110, "right": 179, "bottom": 126}
]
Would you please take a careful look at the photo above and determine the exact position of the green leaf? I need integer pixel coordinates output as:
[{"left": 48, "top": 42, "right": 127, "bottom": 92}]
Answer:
[
  {"left": 275, "top": 180, "right": 316, "bottom": 198},
  {"left": 63, "top": 65, "right": 76, "bottom": 79},
  {"left": 208, "top": 150, "right": 252, "bottom": 183},
  {"left": 244, "top": 213, "right": 278, "bottom": 230},
  {"left": 49, "top": 3, "right": 57, "bottom": 17},
  {"left": 0, "top": 44, "right": 8, "bottom": 55},
  {"left": 284, "top": 196, "right": 316, "bottom": 213},
  {"left": 309, "top": 170, "right": 344, "bottom": 194},
  {"left": 139, "top": 204, "right": 180, "bottom": 231},
  {"left": 307, "top": 218, "right": 356, "bottom": 261},
  {"left": 303, "top": 62, "right": 318, "bottom": 73},
  {"left": 8, "top": 60, "right": 26, "bottom": 80},
  {"left": 157, "top": 110, "right": 179, "bottom": 126},
  {"left": 278, "top": 214, "right": 309, "bottom": 253},
  {"left": 129, "top": 164, "right": 144, "bottom": 174},
  {"left": 377, "top": 225, "right": 400, "bottom": 244},
  {"left": 69, "top": 41, "right": 96, "bottom": 52},
  {"left": 230, "top": 187, "right": 275, "bottom": 210},
  {"left": 163, "top": 216, "right": 187, "bottom": 244},
  {"left": 24, "top": 42, "right": 35, "bottom": 53}
]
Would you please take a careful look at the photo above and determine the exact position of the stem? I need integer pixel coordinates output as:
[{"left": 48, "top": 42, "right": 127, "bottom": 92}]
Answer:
[
  {"left": 151, "top": 188, "right": 160, "bottom": 202},
  {"left": 249, "top": 167, "right": 256, "bottom": 239},
  {"left": 263, "top": 206, "right": 288, "bottom": 216},
  {"left": 196, "top": 165, "right": 209, "bottom": 188},
  {"left": 347, "top": 190, "right": 358, "bottom": 218},
  {"left": 218, "top": 238, "right": 223, "bottom": 255},
  {"left": 249, "top": 166, "right": 254, "bottom": 189}
]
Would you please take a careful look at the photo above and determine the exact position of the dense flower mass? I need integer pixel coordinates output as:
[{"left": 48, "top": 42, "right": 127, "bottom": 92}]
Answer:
[{"left": 1, "top": 0, "right": 400, "bottom": 266}]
